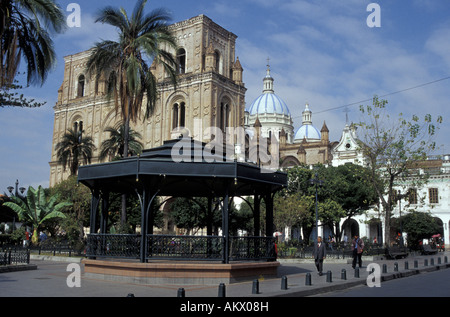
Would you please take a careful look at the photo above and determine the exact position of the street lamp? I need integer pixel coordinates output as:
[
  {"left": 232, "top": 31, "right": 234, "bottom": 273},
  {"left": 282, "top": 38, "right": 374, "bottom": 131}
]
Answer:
[
  {"left": 7, "top": 179, "right": 26, "bottom": 198},
  {"left": 5, "top": 180, "right": 26, "bottom": 233},
  {"left": 310, "top": 170, "right": 323, "bottom": 242}
]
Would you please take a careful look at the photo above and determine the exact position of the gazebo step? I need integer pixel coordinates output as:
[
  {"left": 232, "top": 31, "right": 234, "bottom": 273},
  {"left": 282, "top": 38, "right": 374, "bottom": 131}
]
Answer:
[{"left": 82, "top": 259, "right": 279, "bottom": 285}]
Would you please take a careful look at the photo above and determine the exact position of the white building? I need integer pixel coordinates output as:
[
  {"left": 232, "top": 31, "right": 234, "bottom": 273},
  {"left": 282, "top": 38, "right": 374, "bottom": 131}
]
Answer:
[
  {"left": 338, "top": 150, "right": 450, "bottom": 248},
  {"left": 331, "top": 122, "right": 366, "bottom": 167}
]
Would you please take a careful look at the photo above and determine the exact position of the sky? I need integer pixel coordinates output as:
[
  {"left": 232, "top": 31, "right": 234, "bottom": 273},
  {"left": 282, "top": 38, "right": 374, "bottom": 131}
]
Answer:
[{"left": 1, "top": 0, "right": 450, "bottom": 193}]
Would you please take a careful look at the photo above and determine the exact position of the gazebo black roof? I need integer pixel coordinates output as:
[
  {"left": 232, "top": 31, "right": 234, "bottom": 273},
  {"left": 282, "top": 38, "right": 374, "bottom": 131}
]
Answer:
[{"left": 78, "top": 138, "right": 287, "bottom": 197}]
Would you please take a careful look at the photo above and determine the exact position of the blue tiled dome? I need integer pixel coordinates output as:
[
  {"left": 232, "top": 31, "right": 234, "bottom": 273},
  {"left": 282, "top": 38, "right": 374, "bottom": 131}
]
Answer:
[
  {"left": 294, "top": 124, "right": 321, "bottom": 140},
  {"left": 247, "top": 63, "right": 291, "bottom": 117},
  {"left": 247, "top": 93, "right": 291, "bottom": 116},
  {"left": 294, "top": 103, "right": 321, "bottom": 140}
]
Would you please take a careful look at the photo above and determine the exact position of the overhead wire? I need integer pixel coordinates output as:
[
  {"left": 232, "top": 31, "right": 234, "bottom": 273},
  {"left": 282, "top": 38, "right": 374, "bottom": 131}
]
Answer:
[{"left": 291, "top": 76, "right": 450, "bottom": 118}]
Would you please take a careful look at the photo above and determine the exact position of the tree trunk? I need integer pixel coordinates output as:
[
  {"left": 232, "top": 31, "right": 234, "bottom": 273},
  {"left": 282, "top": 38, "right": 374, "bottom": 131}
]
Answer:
[
  {"left": 121, "top": 194, "right": 127, "bottom": 226},
  {"left": 384, "top": 208, "right": 391, "bottom": 247},
  {"left": 121, "top": 105, "right": 132, "bottom": 226}
]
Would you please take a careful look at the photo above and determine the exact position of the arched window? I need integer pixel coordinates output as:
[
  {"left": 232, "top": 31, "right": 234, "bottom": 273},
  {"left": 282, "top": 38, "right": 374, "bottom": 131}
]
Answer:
[
  {"left": 220, "top": 102, "right": 230, "bottom": 132},
  {"left": 176, "top": 48, "right": 186, "bottom": 74},
  {"left": 215, "top": 50, "right": 222, "bottom": 75},
  {"left": 77, "top": 74, "right": 85, "bottom": 97},
  {"left": 73, "top": 120, "right": 83, "bottom": 142},
  {"left": 172, "top": 102, "right": 186, "bottom": 129}
]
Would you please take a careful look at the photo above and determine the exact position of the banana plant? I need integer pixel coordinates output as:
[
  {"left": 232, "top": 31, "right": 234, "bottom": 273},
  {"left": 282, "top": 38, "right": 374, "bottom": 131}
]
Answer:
[{"left": 4, "top": 185, "right": 71, "bottom": 244}]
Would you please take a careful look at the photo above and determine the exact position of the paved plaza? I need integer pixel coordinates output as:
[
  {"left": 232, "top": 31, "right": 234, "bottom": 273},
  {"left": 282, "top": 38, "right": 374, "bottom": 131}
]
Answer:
[{"left": 0, "top": 252, "right": 449, "bottom": 298}]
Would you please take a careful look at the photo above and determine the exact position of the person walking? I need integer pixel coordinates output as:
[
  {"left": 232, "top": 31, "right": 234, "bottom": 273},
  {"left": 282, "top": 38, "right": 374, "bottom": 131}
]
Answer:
[
  {"left": 352, "top": 234, "right": 364, "bottom": 269},
  {"left": 313, "top": 236, "right": 326, "bottom": 276}
]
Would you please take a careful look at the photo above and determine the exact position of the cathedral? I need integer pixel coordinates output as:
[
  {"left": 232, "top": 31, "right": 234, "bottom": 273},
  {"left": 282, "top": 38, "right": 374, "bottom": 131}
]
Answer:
[
  {"left": 244, "top": 62, "right": 335, "bottom": 168},
  {"left": 49, "top": 14, "right": 360, "bottom": 186}
]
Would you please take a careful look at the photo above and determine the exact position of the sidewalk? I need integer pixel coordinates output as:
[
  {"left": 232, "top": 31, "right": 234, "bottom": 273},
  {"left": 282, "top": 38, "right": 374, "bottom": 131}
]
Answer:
[{"left": 0, "top": 252, "right": 448, "bottom": 297}]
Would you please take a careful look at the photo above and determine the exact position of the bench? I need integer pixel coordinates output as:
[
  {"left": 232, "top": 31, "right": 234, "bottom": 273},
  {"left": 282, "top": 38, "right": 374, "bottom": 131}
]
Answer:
[
  {"left": 385, "top": 246, "right": 408, "bottom": 259},
  {"left": 421, "top": 244, "right": 438, "bottom": 255}
]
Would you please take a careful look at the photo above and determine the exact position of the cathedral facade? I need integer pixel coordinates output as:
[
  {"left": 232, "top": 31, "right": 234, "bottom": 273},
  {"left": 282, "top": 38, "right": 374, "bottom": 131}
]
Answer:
[{"left": 49, "top": 15, "right": 246, "bottom": 187}]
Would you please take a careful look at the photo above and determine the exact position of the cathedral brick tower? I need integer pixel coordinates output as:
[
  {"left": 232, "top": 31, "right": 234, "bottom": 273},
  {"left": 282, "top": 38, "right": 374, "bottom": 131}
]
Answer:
[{"left": 49, "top": 15, "right": 246, "bottom": 187}]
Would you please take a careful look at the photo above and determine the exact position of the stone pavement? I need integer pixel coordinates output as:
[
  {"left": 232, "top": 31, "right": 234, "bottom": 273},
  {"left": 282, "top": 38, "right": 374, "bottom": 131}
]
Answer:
[{"left": 0, "top": 252, "right": 448, "bottom": 298}]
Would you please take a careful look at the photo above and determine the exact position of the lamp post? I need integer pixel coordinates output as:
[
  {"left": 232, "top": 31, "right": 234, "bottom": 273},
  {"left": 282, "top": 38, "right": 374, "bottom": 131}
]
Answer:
[
  {"left": 6, "top": 180, "right": 26, "bottom": 233},
  {"left": 7, "top": 179, "right": 26, "bottom": 198},
  {"left": 310, "top": 170, "right": 323, "bottom": 241}
]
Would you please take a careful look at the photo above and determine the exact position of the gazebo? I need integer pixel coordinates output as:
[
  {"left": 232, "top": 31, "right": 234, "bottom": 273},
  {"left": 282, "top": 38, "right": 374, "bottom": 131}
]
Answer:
[{"left": 78, "top": 138, "right": 287, "bottom": 284}]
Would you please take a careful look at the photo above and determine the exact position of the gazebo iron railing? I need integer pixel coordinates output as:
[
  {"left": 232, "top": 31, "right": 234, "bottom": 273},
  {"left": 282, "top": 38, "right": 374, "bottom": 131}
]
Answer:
[{"left": 86, "top": 234, "right": 276, "bottom": 261}]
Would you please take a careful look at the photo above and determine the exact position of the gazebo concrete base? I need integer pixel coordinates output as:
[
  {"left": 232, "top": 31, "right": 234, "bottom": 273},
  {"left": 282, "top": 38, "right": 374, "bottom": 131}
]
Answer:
[{"left": 82, "top": 259, "right": 280, "bottom": 285}]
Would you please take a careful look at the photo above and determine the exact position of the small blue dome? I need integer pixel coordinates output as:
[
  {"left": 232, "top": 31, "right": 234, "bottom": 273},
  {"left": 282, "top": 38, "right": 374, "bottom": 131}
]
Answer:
[
  {"left": 247, "top": 93, "right": 291, "bottom": 116},
  {"left": 294, "top": 124, "right": 321, "bottom": 140}
]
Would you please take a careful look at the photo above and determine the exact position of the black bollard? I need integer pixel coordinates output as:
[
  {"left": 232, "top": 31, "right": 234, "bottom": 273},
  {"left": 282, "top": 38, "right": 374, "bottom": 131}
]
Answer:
[
  {"left": 341, "top": 269, "right": 346, "bottom": 280},
  {"left": 305, "top": 272, "right": 312, "bottom": 286},
  {"left": 252, "top": 279, "right": 259, "bottom": 294},
  {"left": 281, "top": 276, "right": 288, "bottom": 290},
  {"left": 177, "top": 288, "right": 185, "bottom": 297},
  {"left": 354, "top": 267, "right": 359, "bottom": 278},
  {"left": 326, "top": 271, "right": 332, "bottom": 283},
  {"left": 218, "top": 283, "right": 226, "bottom": 297},
  {"left": 382, "top": 264, "right": 387, "bottom": 273}
]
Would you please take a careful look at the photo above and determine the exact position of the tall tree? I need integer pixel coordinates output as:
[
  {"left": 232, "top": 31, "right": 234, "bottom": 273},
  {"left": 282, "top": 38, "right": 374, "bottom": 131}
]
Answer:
[
  {"left": 4, "top": 185, "right": 71, "bottom": 244},
  {"left": 99, "top": 124, "right": 143, "bottom": 226},
  {"left": 283, "top": 164, "right": 377, "bottom": 242},
  {"left": 55, "top": 128, "right": 96, "bottom": 176},
  {"left": 49, "top": 175, "right": 91, "bottom": 246},
  {"left": 0, "top": 0, "right": 66, "bottom": 87},
  {"left": 357, "top": 96, "right": 442, "bottom": 246},
  {"left": 99, "top": 124, "right": 143, "bottom": 161},
  {"left": 86, "top": 0, "right": 178, "bottom": 157}
]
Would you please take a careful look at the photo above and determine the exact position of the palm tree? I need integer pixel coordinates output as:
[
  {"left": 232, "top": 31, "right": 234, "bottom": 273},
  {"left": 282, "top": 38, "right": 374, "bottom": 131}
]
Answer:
[
  {"left": 55, "top": 128, "right": 96, "bottom": 176},
  {"left": 0, "top": 0, "right": 66, "bottom": 87},
  {"left": 99, "top": 124, "right": 144, "bottom": 226},
  {"left": 4, "top": 185, "right": 71, "bottom": 244},
  {"left": 86, "top": 0, "right": 178, "bottom": 158},
  {"left": 99, "top": 124, "right": 144, "bottom": 161}
]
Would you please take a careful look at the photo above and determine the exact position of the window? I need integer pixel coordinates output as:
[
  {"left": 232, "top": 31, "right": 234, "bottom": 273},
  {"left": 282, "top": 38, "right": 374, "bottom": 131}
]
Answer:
[
  {"left": 77, "top": 75, "right": 85, "bottom": 97},
  {"left": 73, "top": 120, "right": 83, "bottom": 142},
  {"left": 172, "top": 102, "right": 186, "bottom": 129},
  {"left": 408, "top": 188, "right": 418, "bottom": 205},
  {"left": 220, "top": 102, "right": 229, "bottom": 132},
  {"left": 429, "top": 188, "right": 439, "bottom": 204},
  {"left": 215, "top": 50, "right": 223, "bottom": 75},
  {"left": 176, "top": 48, "right": 186, "bottom": 74}
]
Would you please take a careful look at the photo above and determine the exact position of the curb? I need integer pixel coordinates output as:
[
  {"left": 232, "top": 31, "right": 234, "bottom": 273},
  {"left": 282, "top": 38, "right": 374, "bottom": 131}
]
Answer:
[
  {"left": 30, "top": 254, "right": 84, "bottom": 263},
  {"left": 270, "top": 263, "right": 450, "bottom": 297},
  {"left": 0, "top": 264, "right": 37, "bottom": 273}
]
